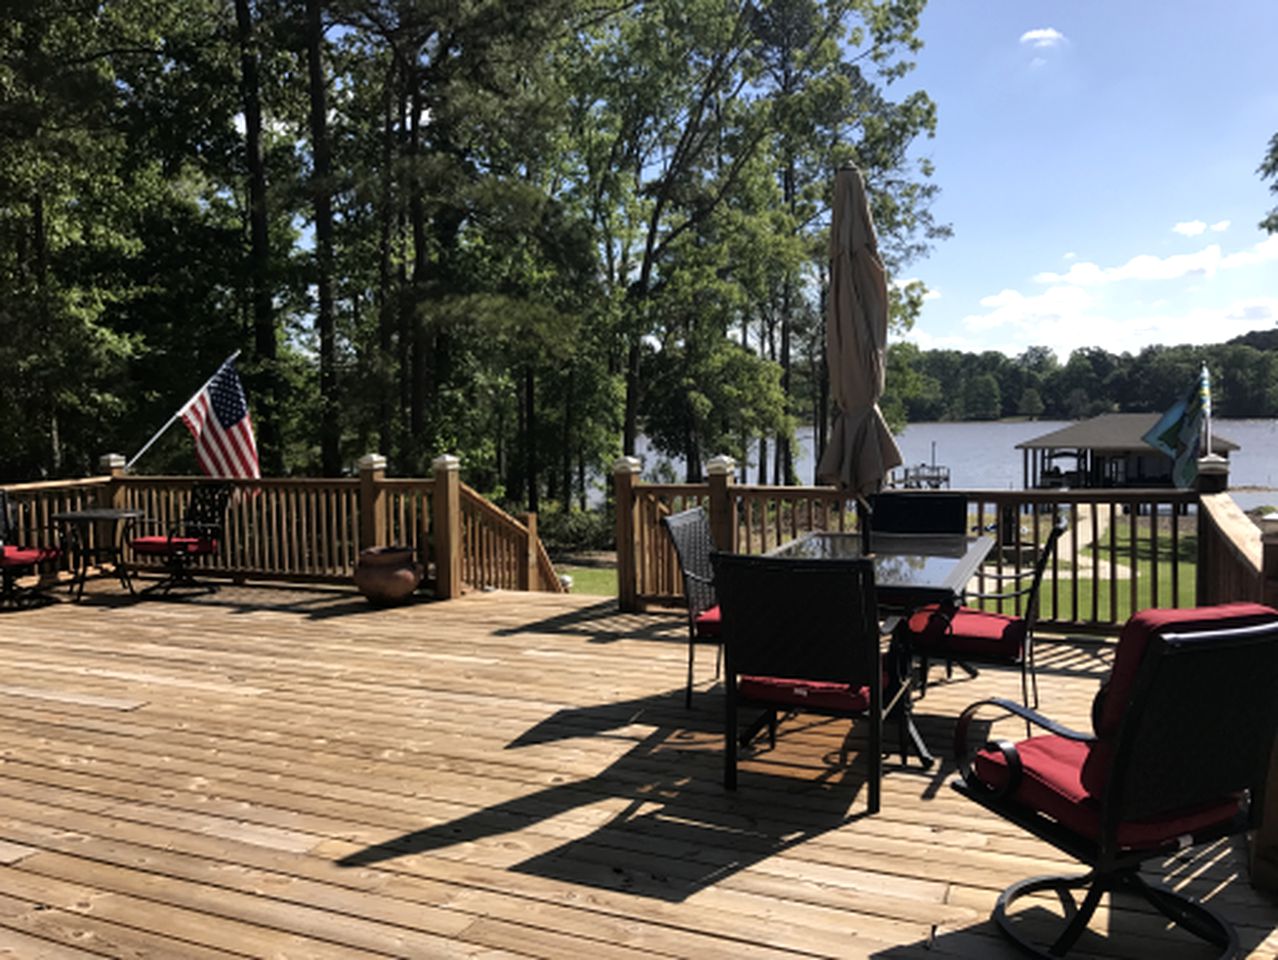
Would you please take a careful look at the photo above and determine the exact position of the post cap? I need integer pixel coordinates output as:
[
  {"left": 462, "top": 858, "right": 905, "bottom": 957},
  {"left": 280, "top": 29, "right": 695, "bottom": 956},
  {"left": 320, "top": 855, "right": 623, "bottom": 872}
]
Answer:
[
  {"left": 357, "top": 453, "right": 387, "bottom": 472},
  {"left": 612, "top": 456, "right": 642, "bottom": 475},
  {"left": 1197, "top": 453, "right": 1228, "bottom": 474},
  {"left": 431, "top": 454, "right": 461, "bottom": 472},
  {"left": 1196, "top": 454, "right": 1229, "bottom": 493},
  {"left": 1262, "top": 512, "right": 1278, "bottom": 543},
  {"left": 98, "top": 453, "right": 126, "bottom": 471},
  {"left": 707, "top": 455, "right": 737, "bottom": 477}
]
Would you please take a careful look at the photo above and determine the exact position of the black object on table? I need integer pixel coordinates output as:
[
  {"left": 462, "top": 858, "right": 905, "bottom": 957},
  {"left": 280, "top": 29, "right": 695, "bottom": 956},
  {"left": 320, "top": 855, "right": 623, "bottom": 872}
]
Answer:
[{"left": 52, "top": 508, "right": 145, "bottom": 601}]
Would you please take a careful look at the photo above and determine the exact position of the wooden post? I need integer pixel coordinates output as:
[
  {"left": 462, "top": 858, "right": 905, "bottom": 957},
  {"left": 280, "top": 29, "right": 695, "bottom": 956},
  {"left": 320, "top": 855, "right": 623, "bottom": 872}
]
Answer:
[
  {"left": 522, "top": 512, "right": 539, "bottom": 591},
  {"left": 613, "top": 456, "right": 641, "bottom": 612},
  {"left": 706, "top": 455, "right": 737, "bottom": 551},
  {"left": 1195, "top": 457, "right": 1231, "bottom": 606},
  {"left": 432, "top": 454, "right": 462, "bottom": 600},
  {"left": 99, "top": 454, "right": 126, "bottom": 509},
  {"left": 357, "top": 454, "right": 387, "bottom": 551},
  {"left": 1252, "top": 514, "right": 1278, "bottom": 895}
]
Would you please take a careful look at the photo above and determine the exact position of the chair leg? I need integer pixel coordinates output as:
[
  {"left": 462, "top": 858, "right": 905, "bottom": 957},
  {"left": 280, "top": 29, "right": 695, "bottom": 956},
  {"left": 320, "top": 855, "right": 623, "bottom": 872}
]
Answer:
[
  {"left": 685, "top": 635, "right": 695, "bottom": 708},
  {"left": 1132, "top": 874, "right": 1237, "bottom": 951},
  {"left": 723, "top": 683, "right": 738, "bottom": 790}
]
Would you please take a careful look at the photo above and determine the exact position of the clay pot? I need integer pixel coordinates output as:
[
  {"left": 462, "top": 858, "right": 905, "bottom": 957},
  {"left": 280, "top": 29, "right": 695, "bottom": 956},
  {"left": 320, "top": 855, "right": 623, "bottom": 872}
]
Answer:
[{"left": 354, "top": 545, "right": 423, "bottom": 606}]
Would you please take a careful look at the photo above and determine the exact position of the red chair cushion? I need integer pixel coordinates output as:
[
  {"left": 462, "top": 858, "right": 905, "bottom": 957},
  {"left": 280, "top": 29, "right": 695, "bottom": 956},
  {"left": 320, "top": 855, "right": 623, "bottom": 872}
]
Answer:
[
  {"left": 0, "top": 545, "right": 60, "bottom": 567},
  {"left": 739, "top": 675, "right": 870, "bottom": 713},
  {"left": 1093, "top": 603, "right": 1278, "bottom": 739},
  {"left": 906, "top": 603, "right": 1026, "bottom": 660},
  {"left": 694, "top": 604, "right": 721, "bottom": 638},
  {"left": 974, "top": 735, "right": 1241, "bottom": 850},
  {"left": 130, "top": 536, "right": 218, "bottom": 557}
]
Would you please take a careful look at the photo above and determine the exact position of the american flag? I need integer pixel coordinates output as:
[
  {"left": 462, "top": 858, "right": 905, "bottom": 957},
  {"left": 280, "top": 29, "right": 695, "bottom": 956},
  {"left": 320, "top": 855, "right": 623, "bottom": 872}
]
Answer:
[{"left": 180, "top": 358, "right": 261, "bottom": 479}]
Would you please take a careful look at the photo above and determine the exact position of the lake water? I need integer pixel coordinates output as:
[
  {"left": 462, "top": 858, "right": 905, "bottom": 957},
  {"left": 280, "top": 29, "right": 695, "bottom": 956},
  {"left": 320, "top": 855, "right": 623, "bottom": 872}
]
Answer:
[{"left": 634, "top": 418, "right": 1278, "bottom": 512}]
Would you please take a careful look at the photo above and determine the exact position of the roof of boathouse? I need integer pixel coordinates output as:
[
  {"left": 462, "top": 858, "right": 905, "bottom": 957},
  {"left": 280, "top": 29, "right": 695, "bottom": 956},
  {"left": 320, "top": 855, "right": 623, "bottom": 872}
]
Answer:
[{"left": 1016, "top": 412, "right": 1239, "bottom": 454}]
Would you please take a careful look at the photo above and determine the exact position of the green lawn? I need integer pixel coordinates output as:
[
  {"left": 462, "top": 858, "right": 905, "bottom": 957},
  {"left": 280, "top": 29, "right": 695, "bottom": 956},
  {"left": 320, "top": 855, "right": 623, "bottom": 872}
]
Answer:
[{"left": 555, "top": 564, "right": 618, "bottom": 596}]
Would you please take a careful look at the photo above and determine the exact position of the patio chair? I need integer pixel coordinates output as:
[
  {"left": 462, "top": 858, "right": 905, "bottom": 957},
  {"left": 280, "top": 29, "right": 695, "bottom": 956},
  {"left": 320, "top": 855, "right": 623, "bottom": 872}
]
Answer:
[
  {"left": 660, "top": 507, "right": 722, "bottom": 707},
  {"left": 129, "top": 482, "right": 231, "bottom": 594},
  {"left": 899, "top": 515, "right": 1066, "bottom": 707},
  {"left": 952, "top": 603, "right": 1278, "bottom": 959},
  {"left": 0, "top": 489, "right": 63, "bottom": 607},
  {"left": 710, "top": 551, "right": 915, "bottom": 813}
]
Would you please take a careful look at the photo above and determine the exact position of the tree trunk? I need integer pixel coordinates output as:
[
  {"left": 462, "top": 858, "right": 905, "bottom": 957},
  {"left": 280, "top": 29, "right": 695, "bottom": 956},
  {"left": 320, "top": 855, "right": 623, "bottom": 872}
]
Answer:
[
  {"left": 304, "top": 0, "right": 339, "bottom": 475},
  {"left": 622, "top": 337, "right": 640, "bottom": 455},
  {"left": 375, "top": 63, "right": 395, "bottom": 457},
  {"left": 525, "top": 365, "right": 539, "bottom": 514},
  {"left": 408, "top": 86, "right": 428, "bottom": 461},
  {"left": 234, "top": 0, "right": 281, "bottom": 474}
]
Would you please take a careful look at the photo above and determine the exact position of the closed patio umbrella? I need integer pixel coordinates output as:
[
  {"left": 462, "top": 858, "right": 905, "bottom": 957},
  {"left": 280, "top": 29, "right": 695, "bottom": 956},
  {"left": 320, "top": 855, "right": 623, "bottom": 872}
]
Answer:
[{"left": 816, "top": 164, "right": 902, "bottom": 498}]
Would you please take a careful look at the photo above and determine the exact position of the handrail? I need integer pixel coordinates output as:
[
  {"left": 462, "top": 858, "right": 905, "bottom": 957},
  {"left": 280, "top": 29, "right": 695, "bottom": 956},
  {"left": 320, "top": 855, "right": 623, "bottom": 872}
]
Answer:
[
  {"left": 459, "top": 484, "right": 564, "bottom": 593},
  {"left": 2, "top": 460, "right": 561, "bottom": 595},
  {"left": 614, "top": 468, "right": 1254, "bottom": 628}
]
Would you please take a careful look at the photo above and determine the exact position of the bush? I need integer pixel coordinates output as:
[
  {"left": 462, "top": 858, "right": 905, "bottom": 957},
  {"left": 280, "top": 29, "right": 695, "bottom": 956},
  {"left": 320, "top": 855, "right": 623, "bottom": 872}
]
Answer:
[{"left": 537, "top": 505, "right": 614, "bottom": 555}]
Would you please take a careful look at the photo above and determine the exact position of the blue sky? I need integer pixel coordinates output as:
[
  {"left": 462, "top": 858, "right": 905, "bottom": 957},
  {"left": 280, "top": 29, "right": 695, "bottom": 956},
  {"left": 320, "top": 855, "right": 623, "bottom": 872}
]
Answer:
[{"left": 894, "top": 1, "right": 1278, "bottom": 361}]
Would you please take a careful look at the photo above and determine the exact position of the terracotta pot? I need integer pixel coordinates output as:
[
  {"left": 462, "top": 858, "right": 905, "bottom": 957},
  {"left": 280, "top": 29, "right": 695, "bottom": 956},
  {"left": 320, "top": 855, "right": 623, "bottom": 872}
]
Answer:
[{"left": 354, "top": 546, "right": 423, "bottom": 606}]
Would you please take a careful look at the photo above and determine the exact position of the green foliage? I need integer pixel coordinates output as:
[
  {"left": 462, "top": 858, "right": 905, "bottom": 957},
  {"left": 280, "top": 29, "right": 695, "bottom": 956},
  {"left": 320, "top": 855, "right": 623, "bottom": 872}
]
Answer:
[
  {"left": 537, "top": 504, "right": 615, "bottom": 554},
  {"left": 1261, "top": 132, "right": 1278, "bottom": 234},
  {"left": 0, "top": 0, "right": 946, "bottom": 500}
]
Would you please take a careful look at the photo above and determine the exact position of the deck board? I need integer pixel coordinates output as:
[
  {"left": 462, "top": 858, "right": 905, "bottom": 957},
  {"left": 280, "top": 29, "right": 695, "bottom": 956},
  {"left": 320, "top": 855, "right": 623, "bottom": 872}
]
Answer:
[{"left": 0, "top": 586, "right": 1275, "bottom": 958}]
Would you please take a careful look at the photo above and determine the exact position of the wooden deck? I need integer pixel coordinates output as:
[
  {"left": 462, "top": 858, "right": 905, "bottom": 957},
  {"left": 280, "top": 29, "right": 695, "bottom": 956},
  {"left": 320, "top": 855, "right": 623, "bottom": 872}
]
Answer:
[{"left": 0, "top": 585, "right": 1275, "bottom": 959}]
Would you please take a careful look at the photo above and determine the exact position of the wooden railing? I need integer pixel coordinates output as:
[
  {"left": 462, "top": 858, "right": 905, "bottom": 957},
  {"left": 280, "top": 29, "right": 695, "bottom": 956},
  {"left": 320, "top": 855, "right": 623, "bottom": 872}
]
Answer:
[
  {"left": 613, "top": 457, "right": 1267, "bottom": 629},
  {"left": 1197, "top": 492, "right": 1265, "bottom": 604},
  {"left": 459, "top": 484, "right": 564, "bottom": 592},
  {"left": 2, "top": 453, "right": 561, "bottom": 596}
]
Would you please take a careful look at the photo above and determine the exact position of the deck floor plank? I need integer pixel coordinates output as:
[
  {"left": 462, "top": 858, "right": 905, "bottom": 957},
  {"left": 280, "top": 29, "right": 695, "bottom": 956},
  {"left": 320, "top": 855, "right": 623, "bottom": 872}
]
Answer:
[{"left": 0, "top": 586, "right": 1274, "bottom": 958}]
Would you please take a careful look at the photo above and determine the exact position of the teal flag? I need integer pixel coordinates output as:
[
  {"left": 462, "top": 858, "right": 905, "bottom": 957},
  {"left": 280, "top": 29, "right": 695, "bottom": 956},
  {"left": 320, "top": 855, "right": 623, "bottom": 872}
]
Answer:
[{"left": 1142, "top": 367, "right": 1209, "bottom": 489}]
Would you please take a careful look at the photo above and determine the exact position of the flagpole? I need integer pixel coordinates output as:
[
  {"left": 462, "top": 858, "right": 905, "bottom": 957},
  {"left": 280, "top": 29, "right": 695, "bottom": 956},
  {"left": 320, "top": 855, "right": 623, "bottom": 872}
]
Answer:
[
  {"left": 1202, "top": 363, "right": 1212, "bottom": 458},
  {"left": 124, "top": 351, "right": 242, "bottom": 472}
]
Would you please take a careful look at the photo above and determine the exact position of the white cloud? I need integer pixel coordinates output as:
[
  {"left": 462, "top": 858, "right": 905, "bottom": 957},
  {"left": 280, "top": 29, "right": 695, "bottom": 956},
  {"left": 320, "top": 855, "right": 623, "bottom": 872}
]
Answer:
[
  {"left": 1030, "top": 57, "right": 1048, "bottom": 69},
  {"left": 1173, "top": 220, "right": 1207, "bottom": 236},
  {"left": 923, "top": 288, "right": 942, "bottom": 302},
  {"left": 1032, "top": 235, "right": 1278, "bottom": 287},
  {"left": 1020, "top": 28, "right": 1066, "bottom": 48},
  {"left": 1211, "top": 219, "right": 1231, "bottom": 232},
  {"left": 1063, "top": 251, "right": 1077, "bottom": 260}
]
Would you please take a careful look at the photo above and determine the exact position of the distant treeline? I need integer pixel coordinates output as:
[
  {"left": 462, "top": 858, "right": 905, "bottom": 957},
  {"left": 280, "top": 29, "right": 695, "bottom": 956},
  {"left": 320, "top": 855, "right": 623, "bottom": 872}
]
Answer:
[{"left": 881, "top": 333, "right": 1278, "bottom": 426}]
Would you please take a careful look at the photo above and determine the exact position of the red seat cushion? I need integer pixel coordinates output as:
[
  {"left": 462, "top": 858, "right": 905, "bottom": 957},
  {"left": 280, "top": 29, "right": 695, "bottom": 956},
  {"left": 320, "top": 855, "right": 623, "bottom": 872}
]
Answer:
[
  {"left": 739, "top": 675, "right": 871, "bottom": 713},
  {"left": 974, "top": 735, "right": 1241, "bottom": 850},
  {"left": 906, "top": 603, "right": 1026, "bottom": 660},
  {"left": 694, "top": 604, "right": 721, "bottom": 638},
  {"left": 0, "top": 545, "right": 60, "bottom": 567},
  {"left": 130, "top": 536, "right": 218, "bottom": 557}
]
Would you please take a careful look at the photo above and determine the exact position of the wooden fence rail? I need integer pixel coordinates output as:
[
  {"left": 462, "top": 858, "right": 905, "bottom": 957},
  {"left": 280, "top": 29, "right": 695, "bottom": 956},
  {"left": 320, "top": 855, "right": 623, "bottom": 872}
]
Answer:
[
  {"left": 2, "top": 453, "right": 561, "bottom": 596},
  {"left": 613, "top": 457, "right": 1278, "bottom": 629}
]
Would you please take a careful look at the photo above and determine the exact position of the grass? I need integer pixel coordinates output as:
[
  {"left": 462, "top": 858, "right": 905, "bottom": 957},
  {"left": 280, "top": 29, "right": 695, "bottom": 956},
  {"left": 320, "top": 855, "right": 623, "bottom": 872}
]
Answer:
[{"left": 555, "top": 564, "right": 618, "bottom": 596}]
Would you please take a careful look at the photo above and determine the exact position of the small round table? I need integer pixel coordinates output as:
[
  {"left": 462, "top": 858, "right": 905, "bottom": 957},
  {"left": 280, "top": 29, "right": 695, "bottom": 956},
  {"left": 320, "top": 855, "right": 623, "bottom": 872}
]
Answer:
[{"left": 52, "top": 508, "right": 145, "bottom": 601}]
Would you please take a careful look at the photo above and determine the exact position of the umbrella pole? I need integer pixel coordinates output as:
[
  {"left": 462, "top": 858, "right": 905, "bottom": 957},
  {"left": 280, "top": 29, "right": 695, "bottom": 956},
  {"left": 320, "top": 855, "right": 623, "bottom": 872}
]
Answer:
[{"left": 857, "top": 495, "right": 873, "bottom": 554}]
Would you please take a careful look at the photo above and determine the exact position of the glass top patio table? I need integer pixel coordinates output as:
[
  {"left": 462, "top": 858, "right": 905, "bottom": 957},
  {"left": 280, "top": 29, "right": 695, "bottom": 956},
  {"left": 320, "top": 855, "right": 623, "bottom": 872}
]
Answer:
[{"left": 767, "top": 531, "right": 995, "bottom": 611}]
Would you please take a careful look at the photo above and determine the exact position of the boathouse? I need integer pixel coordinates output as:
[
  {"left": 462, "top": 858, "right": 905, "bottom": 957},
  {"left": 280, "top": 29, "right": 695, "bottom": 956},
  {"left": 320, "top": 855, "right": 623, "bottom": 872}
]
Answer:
[{"left": 1016, "top": 412, "right": 1238, "bottom": 489}]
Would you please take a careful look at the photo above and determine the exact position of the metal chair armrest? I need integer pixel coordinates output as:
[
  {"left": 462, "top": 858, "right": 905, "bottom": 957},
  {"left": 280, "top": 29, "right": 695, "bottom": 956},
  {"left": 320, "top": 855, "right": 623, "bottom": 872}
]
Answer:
[
  {"left": 953, "top": 697, "right": 1094, "bottom": 797},
  {"left": 682, "top": 570, "right": 713, "bottom": 587}
]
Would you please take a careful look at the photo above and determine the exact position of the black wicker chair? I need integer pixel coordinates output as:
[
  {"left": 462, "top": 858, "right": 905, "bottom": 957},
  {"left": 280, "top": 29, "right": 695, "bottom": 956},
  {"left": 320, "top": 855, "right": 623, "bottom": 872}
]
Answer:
[
  {"left": 953, "top": 603, "right": 1278, "bottom": 959},
  {"left": 0, "top": 489, "right": 63, "bottom": 607},
  {"left": 661, "top": 507, "right": 723, "bottom": 707},
  {"left": 899, "top": 516, "right": 1066, "bottom": 708},
  {"left": 710, "top": 551, "right": 915, "bottom": 813},
  {"left": 129, "top": 482, "right": 231, "bottom": 594}
]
